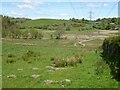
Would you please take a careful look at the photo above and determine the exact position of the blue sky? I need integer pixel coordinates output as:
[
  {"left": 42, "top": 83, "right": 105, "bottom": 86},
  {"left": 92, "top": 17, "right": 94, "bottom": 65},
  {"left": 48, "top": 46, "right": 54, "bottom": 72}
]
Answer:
[{"left": 1, "top": 0, "right": 119, "bottom": 20}]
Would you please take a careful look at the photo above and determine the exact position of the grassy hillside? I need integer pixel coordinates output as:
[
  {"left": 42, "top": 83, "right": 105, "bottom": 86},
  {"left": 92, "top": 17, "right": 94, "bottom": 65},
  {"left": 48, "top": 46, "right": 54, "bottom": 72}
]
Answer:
[
  {"left": 2, "top": 15, "right": 119, "bottom": 88},
  {"left": 20, "top": 19, "right": 70, "bottom": 27}
]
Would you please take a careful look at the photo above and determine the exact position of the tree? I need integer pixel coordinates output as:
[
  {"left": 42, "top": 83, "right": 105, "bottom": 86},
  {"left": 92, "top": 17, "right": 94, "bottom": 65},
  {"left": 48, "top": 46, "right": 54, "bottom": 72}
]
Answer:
[
  {"left": 22, "top": 30, "right": 29, "bottom": 39},
  {"left": 38, "top": 32, "right": 43, "bottom": 39},
  {"left": 54, "top": 27, "right": 65, "bottom": 39},
  {"left": 29, "top": 29, "right": 38, "bottom": 39}
]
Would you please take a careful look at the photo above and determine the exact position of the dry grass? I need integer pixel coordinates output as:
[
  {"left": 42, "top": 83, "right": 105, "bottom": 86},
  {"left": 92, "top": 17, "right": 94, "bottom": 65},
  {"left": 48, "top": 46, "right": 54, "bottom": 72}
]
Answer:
[{"left": 51, "top": 55, "right": 83, "bottom": 67}]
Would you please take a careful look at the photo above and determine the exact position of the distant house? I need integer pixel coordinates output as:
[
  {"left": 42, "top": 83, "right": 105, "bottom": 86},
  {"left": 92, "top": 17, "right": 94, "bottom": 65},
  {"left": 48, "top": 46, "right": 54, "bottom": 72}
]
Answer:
[{"left": 95, "top": 22, "right": 101, "bottom": 26}]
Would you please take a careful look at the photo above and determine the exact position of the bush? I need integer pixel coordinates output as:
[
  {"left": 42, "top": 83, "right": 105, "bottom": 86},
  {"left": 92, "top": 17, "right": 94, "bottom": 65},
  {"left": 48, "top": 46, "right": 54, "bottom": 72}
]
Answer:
[
  {"left": 6, "top": 58, "right": 16, "bottom": 64},
  {"left": 29, "top": 29, "right": 38, "bottom": 39},
  {"left": 66, "top": 56, "right": 77, "bottom": 66},
  {"left": 51, "top": 55, "right": 83, "bottom": 67},
  {"left": 101, "top": 36, "right": 120, "bottom": 81},
  {"left": 22, "top": 30, "right": 29, "bottom": 39},
  {"left": 7, "top": 53, "right": 16, "bottom": 63},
  {"left": 8, "top": 53, "right": 15, "bottom": 58},
  {"left": 54, "top": 27, "right": 65, "bottom": 39},
  {"left": 74, "top": 55, "right": 82, "bottom": 63},
  {"left": 38, "top": 32, "right": 43, "bottom": 39},
  {"left": 22, "top": 50, "right": 35, "bottom": 61},
  {"left": 53, "top": 57, "right": 66, "bottom": 67},
  {"left": 66, "top": 26, "right": 71, "bottom": 31}
]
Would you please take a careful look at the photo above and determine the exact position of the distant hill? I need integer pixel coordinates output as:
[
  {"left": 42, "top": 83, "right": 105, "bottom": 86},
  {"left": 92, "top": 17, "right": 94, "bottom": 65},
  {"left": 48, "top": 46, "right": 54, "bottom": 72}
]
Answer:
[
  {"left": 20, "top": 19, "right": 70, "bottom": 28},
  {"left": 1, "top": 15, "right": 118, "bottom": 31}
]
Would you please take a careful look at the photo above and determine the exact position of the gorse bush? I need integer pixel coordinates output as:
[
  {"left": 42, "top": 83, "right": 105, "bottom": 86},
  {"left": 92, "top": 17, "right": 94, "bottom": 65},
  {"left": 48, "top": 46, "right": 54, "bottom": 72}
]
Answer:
[{"left": 101, "top": 36, "right": 120, "bottom": 81}]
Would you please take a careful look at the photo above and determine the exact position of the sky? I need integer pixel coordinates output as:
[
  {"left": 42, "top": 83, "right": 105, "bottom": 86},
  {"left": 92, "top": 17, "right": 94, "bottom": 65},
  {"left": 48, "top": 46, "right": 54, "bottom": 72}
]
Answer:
[{"left": 1, "top": 0, "right": 119, "bottom": 20}]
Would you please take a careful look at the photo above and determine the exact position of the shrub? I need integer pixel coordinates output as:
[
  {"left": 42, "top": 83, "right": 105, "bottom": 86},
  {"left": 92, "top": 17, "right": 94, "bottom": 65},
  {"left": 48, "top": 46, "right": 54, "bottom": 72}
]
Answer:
[
  {"left": 22, "top": 50, "right": 35, "bottom": 61},
  {"left": 52, "top": 55, "right": 83, "bottom": 67},
  {"left": 53, "top": 57, "right": 66, "bottom": 67},
  {"left": 8, "top": 53, "right": 15, "bottom": 58},
  {"left": 22, "top": 30, "right": 29, "bottom": 39},
  {"left": 50, "top": 34, "right": 53, "bottom": 39},
  {"left": 29, "top": 29, "right": 38, "bottom": 39},
  {"left": 101, "top": 36, "right": 120, "bottom": 81},
  {"left": 26, "top": 50, "right": 34, "bottom": 56},
  {"left": 54, "top": 27, "right": 65, "bottom": 39},
  {"left": 74, "top": 55, "right": 82, "bottom": 63},
  {"left": 38, "top": 32, "right": 43, "bottom": 39},
  {"left": 66, "top": 56, "right": 77, "bottom": 66},
  {"left": 95, "top": 60, "right": 107, "bottom": 75},
  {"left": 6, "top": 58, "right": 16, "bottom": 64},
  {"left": 50, "top": 57, "right": 55, "bottom": 61},
  {"left": 66, "top": 26, "right": 71, "bottom": 31}
]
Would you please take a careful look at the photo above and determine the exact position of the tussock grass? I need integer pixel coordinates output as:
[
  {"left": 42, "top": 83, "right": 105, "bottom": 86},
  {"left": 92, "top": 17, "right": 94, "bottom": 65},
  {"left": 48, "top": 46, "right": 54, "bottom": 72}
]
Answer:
[{"left": 51, "top": 55, "right": 83, "bottom": 67}]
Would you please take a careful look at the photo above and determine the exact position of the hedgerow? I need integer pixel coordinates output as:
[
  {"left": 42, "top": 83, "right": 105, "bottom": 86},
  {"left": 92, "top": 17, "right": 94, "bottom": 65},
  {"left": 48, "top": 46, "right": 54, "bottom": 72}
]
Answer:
[{"left": 101, "top": 36, "right": 120, "bottom": 81}]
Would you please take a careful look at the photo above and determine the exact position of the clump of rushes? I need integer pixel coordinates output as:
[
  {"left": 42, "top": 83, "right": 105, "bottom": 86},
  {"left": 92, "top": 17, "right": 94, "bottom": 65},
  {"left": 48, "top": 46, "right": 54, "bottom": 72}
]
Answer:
[
  {"left": 51, "top": 55, "right": 83, "bottom": 67},
  {"left": 74, "top": 54, "right": 82, "bottom": 63},
  {"left": 53, "top": 57, "right": 66, "bottom": 67},
  {"left": 22, "top": 50, "right": 35, "bottom": 61},
  {"left": 66, "top": 56, "right": 77, "bottom": 66}
]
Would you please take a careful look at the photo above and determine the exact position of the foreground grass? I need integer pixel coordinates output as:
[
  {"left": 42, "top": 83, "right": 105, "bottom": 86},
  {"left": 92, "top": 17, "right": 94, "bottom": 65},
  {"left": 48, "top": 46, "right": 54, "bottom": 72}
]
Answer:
[{"left": 2, "top": 38, "right": 119, "bottom": 88}]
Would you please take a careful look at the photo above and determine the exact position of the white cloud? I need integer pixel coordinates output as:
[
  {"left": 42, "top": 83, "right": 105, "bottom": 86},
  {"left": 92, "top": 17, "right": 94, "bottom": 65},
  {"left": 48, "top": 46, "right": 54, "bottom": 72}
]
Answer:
[
  {"left": 17, "top": 4, "right": 34, "bottom": 9},
  {"left": 60, "top": 13, "right": 69, "bottom": 16},
  {"left": 17, "top": 0, "right": 44, "bottom": 10}
]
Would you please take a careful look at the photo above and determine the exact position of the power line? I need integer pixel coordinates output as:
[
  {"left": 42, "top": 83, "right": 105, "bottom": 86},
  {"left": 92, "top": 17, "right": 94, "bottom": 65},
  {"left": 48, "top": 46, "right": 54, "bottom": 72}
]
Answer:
[
  {"left": 69, "top": 0, "right": 79, "bottom": 19},
  {"left": 106, "top": 2, "right": 118, "bottom": 18},
  {"left": 95, "top": 2, "right": 105, "bottom": 19}
]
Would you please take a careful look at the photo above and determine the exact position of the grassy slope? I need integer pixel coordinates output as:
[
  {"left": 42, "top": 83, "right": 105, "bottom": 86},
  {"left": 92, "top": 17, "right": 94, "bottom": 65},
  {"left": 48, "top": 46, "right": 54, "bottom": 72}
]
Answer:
[
  {"left": 21, "top": 19, "right": 69, "bottom": 27},
  {"left": 2, "top": 18, "right": 119, "bottom": 88},
  {"left": 2, "top": 39, "right": 118, "bottom": 88}
]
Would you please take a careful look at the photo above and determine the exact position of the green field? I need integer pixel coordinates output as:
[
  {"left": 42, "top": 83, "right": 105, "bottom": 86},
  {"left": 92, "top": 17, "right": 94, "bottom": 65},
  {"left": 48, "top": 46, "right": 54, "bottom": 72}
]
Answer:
[
  {"left": 2, "top": 29, "right": 119, "bottom": 88},
  {"left": 20, "top": 19, "right": 70, "bottom": 27},
  {"left": 2, "top": 16, "right": 119, "bottom": 88}
]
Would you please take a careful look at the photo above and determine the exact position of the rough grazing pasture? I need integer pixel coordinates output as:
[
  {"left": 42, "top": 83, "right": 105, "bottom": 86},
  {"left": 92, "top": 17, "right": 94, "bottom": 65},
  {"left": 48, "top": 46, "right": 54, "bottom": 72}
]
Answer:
[{"left": 2, "top": 30, "right": 119, "bottom": 88}]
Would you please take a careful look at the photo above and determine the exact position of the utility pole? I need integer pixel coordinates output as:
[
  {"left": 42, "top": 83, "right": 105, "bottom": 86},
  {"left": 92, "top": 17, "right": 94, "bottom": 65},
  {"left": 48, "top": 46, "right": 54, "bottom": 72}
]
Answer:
[
  {"left": 89, "top": 11, "right": 92, "bottom": 21},
  {"left": 89, "top": 11, "right": 93, "bottom": 30}
]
